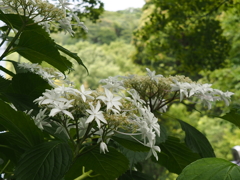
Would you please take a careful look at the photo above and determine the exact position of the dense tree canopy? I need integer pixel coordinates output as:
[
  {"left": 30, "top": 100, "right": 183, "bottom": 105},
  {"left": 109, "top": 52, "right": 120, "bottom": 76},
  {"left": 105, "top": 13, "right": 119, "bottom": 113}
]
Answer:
[{"left": 132, "top": 0, "right": 235, "bottom": 76}]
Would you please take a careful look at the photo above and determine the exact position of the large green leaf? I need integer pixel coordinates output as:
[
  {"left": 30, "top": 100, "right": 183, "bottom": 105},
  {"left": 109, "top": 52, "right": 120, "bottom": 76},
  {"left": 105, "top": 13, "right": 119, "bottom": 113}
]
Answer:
[
  {"left": 14, "top": 141, "right": 73, "bottom": 180},
  {"left": 178, "top": 119, "right": 215, "bottom": 158},
  {"left": 0, "top": 100, "right": 44, "bottom": 149},
  {"left": 177, "top": 158, "right": 240, "bottom": 180},
  {"left": 112, "top": 134, "right": 150, "bottom": 152},
  {"left": 119, "top": 146, "right": 148, "bottom": 169},
  {"left": 12, "top": 31, "right": 72, "bottom": 73},
  {"left": 2, "top": 72, "right": 51, "bottom": 111},
  {"left": 55, "top": 44, "right": 88, "bottom": 73},
  {"left": 155, "top": 136, "right": 201, "bottom": 174},
  {"left": 65, "top": 146, "right": 129, "bottom": 180},
  {"left": 220, "top": 109, "right": 240, "bottom": 128},
  {"left": 156, "top": 124, "right": 168, "bottom": 144},
  {"left": 0, "top": 13, "right": 50, "bottom": 39}
]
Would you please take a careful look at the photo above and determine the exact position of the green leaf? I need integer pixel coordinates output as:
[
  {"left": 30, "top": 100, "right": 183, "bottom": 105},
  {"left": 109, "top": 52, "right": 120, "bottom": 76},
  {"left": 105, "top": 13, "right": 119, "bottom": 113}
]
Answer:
[
  {"left": 0, "top": 13, "right": 50, "bottom": 39},
  {"left": 55, "top": 44, "right": 88, "bottom": 73},
  {"left": 118, "top": 170, "right": 155, "bottom": 180},
  {"left": 156, "top": 124, "right": 168, "bottom": 144},
  {"left": 177, "top": 158, "right": 240, "bottom": 180},
  {"left": 43, "top": 122, "right": 69, "bottom": 142},
  {"left": 0, "top": 132, "right": 25, "bottom": 160},
  {"left": 2, "top": 72, "right": 51, "bottom": 111},
  {"left": 14, "top": 141, "right": 73, "bottom": 180},
  {"left": 0, "top": 100, "right": 44, "bottom": 149},
  {"left": 155, "top": 136, "right": 201, "bottom": 174},
  {"left": 178, "top": 119, "right": 215, "bottom": 158},
  {"left": 220, "top": 109, "right": 240, "bottom": 128},
  {"left": 4, "top": 60, "right": 28, "bottom": 74},
  {"left": 112, "top": 134, "right": 150, "bottom": 152},
  {"left": 119, "top": 146, "right": 148, "bottom": 168},
  {"left": 12, "top": 31, "right": 72, "bottom": 73},
  {"left": 65, "top": 146, "right": 129, "bottom": 180}
]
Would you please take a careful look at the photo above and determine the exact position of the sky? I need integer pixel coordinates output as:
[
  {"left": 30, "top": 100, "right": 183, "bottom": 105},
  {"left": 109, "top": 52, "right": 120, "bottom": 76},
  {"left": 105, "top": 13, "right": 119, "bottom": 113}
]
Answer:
[{"left": 101, "top": 0, "right": 145, "bottom": 11}]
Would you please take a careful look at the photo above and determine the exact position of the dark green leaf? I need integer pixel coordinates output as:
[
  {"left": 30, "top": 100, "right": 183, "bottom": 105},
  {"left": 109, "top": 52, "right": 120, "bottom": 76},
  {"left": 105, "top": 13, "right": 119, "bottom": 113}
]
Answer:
[
  {"left": 13, "top": 31, "right": 72, "bottom": 73},
  {"left": 0, "top": 100, "right": 44, "bottom": 149},
  {"left": 178, "top": 119, "right": 215, "bottom": 157},
  {"left": 112, "top": 134, "right": 150, "bottom": 152},
  {"left": 43, "top": 122, "right": 69, "bottom": 142},
  {"left": 14, "top": 141, "right": 73, "bottom": 180},
  {"left": 177, "top": 158, "right": 240, "bottom": 180},
  {"left": 55, "top": 44, "right": 88, "bottom": 73},
  {"left": 66, "top": 146, "right": 129, "bottom": 180},
  {"left": 155, "top": 136, "right": 201, "bottom": 174},
  {"left": 220, "top": 109, "right": 240, "bottom": 128},
  {"left": 0, "top": 132, "right": 25, "bottom": 160},
  {"left": 119, "top": 170, "right": 155, "bottom": 180},
  {"left": 4, "top": 60, "right": 28, "bottom": 74},
  {"left": 119, "top": 146, "right": 148, "bottom": 168},
  {"left": 2, "top": 72, "right": 51, "bottom": 111},
  {"left": 156, "top": 124, "right": 168, "bottom": 144},
  {"left": 0, "top": 13, "right": 50, "bottom": 39}
]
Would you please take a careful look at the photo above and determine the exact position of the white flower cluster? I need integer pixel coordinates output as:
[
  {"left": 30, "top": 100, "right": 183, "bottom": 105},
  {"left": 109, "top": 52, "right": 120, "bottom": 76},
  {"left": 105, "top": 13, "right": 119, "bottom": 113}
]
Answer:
[
  {"left": 31, "top": 71, "right": 161, "bottom": 160},
  {"left": 0, "top": 0, "right": 87, "bottom": 35},
  {"left": 23, "top": 65, "right": 234, "bottom": 161},
  {"left": 170, "top": 79, "right": 234, "bottom": 109}
]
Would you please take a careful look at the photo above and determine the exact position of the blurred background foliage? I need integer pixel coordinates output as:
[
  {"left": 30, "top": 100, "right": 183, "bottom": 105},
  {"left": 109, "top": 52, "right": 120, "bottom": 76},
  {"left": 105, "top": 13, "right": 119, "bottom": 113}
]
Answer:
[{"left": 5, "top": 0, "right": 240, "bottom": 179}]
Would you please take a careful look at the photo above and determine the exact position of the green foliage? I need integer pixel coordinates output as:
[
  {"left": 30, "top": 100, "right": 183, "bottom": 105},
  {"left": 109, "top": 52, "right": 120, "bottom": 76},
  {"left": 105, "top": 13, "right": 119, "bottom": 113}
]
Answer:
[
  {"left": 155, "top": 136, "right": 201, "bottom": 174},
  {"left": 65, "top": 146, "right": 129, "bottom": 180},
  {"left": 0, "top": 100, "right": 44, "bottom": 149},
  {"left": 62, "top": 41, "right": 142, "bottom": 89},
  {"left": 177, "top": 158, "right": 240, "bottom": 180},
  {"left": 119, "top": 170, "right": 155, "bottom": 180},
  {"left": 0, "top": 72, "right": 52, "bottom": 111},
  {"left": 178, "top": 119, "right": 215, "bottom": 158},
  {"left": 14, "top": 141, "right": 73, "bottom": 180},
  {"left": 220, "top": 109, "right": 240, "bottom": 128},
  {"left": 132, "top": 0, "right": 232, "bottom": 76}
]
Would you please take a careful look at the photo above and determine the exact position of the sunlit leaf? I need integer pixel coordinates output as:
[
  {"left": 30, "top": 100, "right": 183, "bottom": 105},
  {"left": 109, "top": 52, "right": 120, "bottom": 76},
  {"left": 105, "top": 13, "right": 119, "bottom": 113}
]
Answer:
[
  {"left": 177, "top": 158, "right": 240, "bottom": 180},
  {"left": 178, "top": 119, "right": 215, "bottom": 157},
  {"left": 220, "top": 109, "right": 240, "bottom": 128}
]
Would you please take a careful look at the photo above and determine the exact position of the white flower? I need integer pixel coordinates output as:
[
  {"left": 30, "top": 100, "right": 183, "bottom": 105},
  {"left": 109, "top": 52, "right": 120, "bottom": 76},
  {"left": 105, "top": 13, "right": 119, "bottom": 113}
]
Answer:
[
  {"left": 59, "top": 17, "right": 74, "bottom": 36},
  {"left": 78, "top": 117, "right": 93, "bottom": 137},
  {"left": 58, "top": 0, "right": 72, "bottom": 12},
  {"left": 145, "top": 141, "right": 161, "bottom": 161},
  {"left": 141, "top": 107, "right": 160, "bottom": 137},
  {"left": 32, "top": 109, "right": 51, "bottom": 130},
  {"left": 127, "top": 89, "right": 145, "bottom": 107},
  {"left": 100, "top": 141, "right": 109, "bottom": 154},
  {"left": 100, "top": 76, "right": 125, "bottom": 92},
  {"left": 86, "top": 101, "right": 107, "bottom": 128},
  {"left": 170, "top": 80, "right": 191, "bottom": 101},
  {"left": 79, "top": 85, "right": 94, "bottom": 102},
  {"left": 146, "top": 68, "right": 163, "bottom": 83},
  {"left": 95, "top": 129, "right": 114, "bottom": 144},
  {"left": 213, "top": 90, "right": 234, "bottom": 106},
  {"left": 34, "top": 89, "right": 68, "bottom": 105},
  {"left": 49, "top": 99, "right": 74, "bottom": 119},
  {"left": 97, "top": 88, "right": 122, "bottom": 113}
]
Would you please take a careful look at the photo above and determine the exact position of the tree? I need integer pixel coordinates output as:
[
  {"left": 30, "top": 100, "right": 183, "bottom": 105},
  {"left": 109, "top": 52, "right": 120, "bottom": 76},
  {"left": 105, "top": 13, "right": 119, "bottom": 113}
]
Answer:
[{"left": 132, "top": 0, "right": 233, "bottom": 77}]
